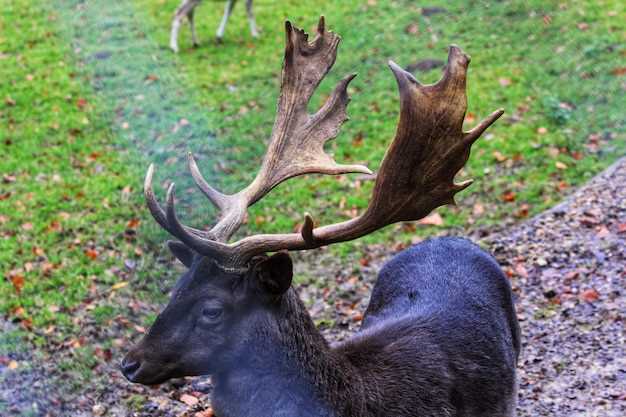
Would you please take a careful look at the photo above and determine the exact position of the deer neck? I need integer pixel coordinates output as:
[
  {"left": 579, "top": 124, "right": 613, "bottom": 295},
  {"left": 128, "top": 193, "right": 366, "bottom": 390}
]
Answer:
[{"left": 211, "top": 288, "right": 365, "bottom": 417}]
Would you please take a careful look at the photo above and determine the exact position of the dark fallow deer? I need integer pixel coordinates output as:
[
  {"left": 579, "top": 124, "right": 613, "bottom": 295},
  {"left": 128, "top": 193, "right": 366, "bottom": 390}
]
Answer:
[
  {"left": 123, "top": 17, "right": 520, "bottom": 417},
  {"left": 170, "top": 0, "right": 258, "bottom": 53}
]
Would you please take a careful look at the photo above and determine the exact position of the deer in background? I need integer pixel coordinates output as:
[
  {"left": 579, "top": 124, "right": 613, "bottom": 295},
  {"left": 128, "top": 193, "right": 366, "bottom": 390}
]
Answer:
[
  {"left": 170, "top": 0, "right": 259, "bottom": 52},
  {"left": 123, "top": 17, "right": 520, "bottom": 417}
]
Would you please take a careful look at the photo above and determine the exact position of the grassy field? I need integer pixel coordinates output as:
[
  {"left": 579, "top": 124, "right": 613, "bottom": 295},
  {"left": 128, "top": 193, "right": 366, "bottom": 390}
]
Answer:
[
  {"left": 1, "top": 0, "right": 625, "bottom": 409},
  {"left": 136, "top": 0, "right": 626, "bottom": 246}
]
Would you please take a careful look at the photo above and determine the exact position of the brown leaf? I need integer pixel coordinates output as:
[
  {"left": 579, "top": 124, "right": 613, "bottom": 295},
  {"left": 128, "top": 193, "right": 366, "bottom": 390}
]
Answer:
[
  {"left": 501, "top": 191, "right": 516, "bottom": 202},
  {"left": 555, "top": 161, "right": 567, "bottom": 170},
  {"left": 2, "top": 174, "right": 16, "bottom": 183},
  {"left": 9, "top": 273, "right": 25, "bottom": 294},
  {"left": 492, "top": 151, "right": 507, "bottom": 162},
  {"left": 126, "top": 218, "right": 140, "bottom": 229},
  {"left": 21, "top": 222, "right": 33, "bottom": 231},
  {"left": 472, "top": 203, "right": 485, "bottom": 216},
  {"left": 405, "top": 23, "right": 419, "bottom": 35},
  {"left": 85, "top": 249, "right": 98, "bottom": 260},
  {"left": 351, "top": 132, "right": 364, "bottom": 147},
  {"left": 516, "top": 203, "right": 530, "bottom": 218},
  {"left": 514, "top": 263, "right": 528, "bottom": 278},
  {"left": 595, "top": 226, "right": 610, "bottom": 238},
  {"left": 611, "top": 67, "right": 626, "bottom": 76},
  {"left": 570, "top": 151, "right": 584, "bottom": 160},
  {"left": 580, "top": 288, "right": 599, "bottom": 303},
  {"left": 76, "top": 98, "right": 88, "bottom": 110},
  {"left": 417, "top": 212, "right": 443, "bottom": 226},
  {"left": 180, "top": 393, "right": 199, "bottom": 406},
  {"left": 47, "top": 220, "right": 62, "bottom": 233}
]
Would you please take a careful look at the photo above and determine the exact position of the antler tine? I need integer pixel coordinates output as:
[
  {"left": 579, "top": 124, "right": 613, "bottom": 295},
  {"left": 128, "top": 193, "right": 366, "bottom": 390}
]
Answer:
[
  {"left": 206, "top": 44, "right": 503, "bottom": 266},
  {"left": 163, "top": 182, "right": 234, "bottom": 259},
  {"left": 144, "top": 164, "right": 211, "bottom": 239},
  {"left": 188, "top": 153, "right": 229, "bottom": 211}
]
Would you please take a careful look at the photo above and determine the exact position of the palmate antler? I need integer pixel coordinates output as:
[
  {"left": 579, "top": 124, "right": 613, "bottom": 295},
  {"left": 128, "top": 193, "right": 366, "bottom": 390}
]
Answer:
[{"left": 145, "top": 17, "right": 503, "bottom": 268}]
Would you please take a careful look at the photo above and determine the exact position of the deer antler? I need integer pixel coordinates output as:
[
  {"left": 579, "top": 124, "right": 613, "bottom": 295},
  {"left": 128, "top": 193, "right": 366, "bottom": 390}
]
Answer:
[
  {"left": 145, "top": 18, "right": 503, "bottom": 268},
  {"left": 146, "top": 16, "right": 370, "bottom": 245}
]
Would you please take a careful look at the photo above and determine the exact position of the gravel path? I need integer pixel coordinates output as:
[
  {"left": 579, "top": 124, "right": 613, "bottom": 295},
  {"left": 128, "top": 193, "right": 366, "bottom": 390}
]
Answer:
[{"left": 487, "top": 157, "right": 625, "bottom": 416}]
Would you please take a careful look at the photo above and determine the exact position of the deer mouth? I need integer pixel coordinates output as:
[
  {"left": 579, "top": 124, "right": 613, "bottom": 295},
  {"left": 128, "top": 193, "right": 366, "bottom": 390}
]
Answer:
[{"left": 121, "top": 356, "right": 177, "bottom": 385}]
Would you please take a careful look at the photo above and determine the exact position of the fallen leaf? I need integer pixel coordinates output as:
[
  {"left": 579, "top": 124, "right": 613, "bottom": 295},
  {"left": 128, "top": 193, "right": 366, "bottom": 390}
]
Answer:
[
  {"left": 501, "top": 191, "right": 516, "bottom": 202},
  {"left": 514, "top": 263, "right": 528, "bottom": 278},
  {"left": 180, "top": 393, "right": 199, "bottom": 406},
  {"left": 405, "top": 22, "right": 419, "bottom": 35},
  {"left": 498, "top": 77, "right": 511, "bottom": 87},
  {"left": 595, "top": 226, "right": 610, "bottom": 238},
  {"left": 472, "top": 203, "right": 485, "bottom": 216},
  {"left": 417, "top": 212, "right": 443, "bottom": 226},
  {"left": 555, "top": 161, "right": 567, "bottom": 170},
  {"left": 516, "top": 203, "right": 530, "bottom": 218},
  {"left": 85, "top": 249, "right": 98, "bottom": 260},
  {"left": 570, "top": 151, "right": 584, "bottom": 160},
  {"left": 492, "top": 151, "right": 507, "bottom": 162},
  {"left": 111, "top": 281, "right": 128, "bottom": 291},
  {"left": 76, "top": 98, "right": 88, "bottom": 110},
  {"left": 611, "top": 67, "right": 626, "bottom": 76},
  {"left": 9, "top": 273, "right": 25, "bottom": 294},
  {"left": 352, "top": 132, "right": 364, "bottom": 147},
  {"left": 8, "top": 360, "right": 18, "bottom": 370},
  {"left": 580, "top": 288, "right": 599, "bottom": 303},
  {"left": 126, "top": 218, "right": 140, "bottom": 229}
]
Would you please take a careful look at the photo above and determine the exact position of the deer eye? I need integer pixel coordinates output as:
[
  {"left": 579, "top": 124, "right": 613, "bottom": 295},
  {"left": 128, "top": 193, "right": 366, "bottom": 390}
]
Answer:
[{"left": 200, "top": 305, "right": 223, "bottom": 322}]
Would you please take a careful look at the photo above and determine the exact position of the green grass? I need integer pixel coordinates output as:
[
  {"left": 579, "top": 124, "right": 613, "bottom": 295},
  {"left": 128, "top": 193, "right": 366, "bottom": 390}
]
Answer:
[
  {"left": 0, "top": 0, "right": 625, "bottom": 401},
  {"left": 136, "top": 0, "right": 625, "bottom": 251},
  {"left": 0, "top": 0, "right": 168, "bottom": 342}
]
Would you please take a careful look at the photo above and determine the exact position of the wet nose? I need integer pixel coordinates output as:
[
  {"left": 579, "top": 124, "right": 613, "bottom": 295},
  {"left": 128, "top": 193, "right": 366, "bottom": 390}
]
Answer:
[{"left": 121, "top": 357, "right": 141, "bottom": 380}]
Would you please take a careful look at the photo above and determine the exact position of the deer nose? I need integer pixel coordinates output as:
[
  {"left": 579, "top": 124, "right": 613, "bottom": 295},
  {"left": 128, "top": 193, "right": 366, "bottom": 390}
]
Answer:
[{"left": 121, "top": 357, "right": 141, "bottom": 380}]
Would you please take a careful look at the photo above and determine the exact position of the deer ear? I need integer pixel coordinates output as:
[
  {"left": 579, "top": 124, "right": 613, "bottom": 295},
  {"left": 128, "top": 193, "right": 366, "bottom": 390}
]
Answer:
[
  {"left": 255, "top": 252, "right": 293, "bottom": 295},
  {"left": 167, "top": 241, "right": 195, "bottom": 268}
]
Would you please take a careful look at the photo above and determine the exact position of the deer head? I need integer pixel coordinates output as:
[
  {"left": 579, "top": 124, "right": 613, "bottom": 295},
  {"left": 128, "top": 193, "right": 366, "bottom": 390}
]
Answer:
[{"left": 122, "top": 17, "right": 502, "bottom": 385}]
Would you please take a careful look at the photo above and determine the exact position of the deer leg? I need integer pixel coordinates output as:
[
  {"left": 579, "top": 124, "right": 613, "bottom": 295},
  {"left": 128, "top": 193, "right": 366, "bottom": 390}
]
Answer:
[
  {"left": 170, "top": 0, "right": 200, "bottom": 52},
  {"left": 245, "top": 0, "right": 259, "bottom": 38},
  {"left": 188, "top": 7, "right": 199, "bottom": 47},
  {"left": 216, "top": 0, "right": 236, "bottom": 43}
]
